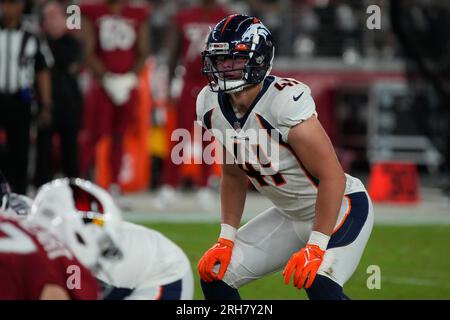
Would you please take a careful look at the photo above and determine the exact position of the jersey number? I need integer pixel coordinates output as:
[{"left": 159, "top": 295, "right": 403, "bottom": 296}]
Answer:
[
  {"left": 99, "top": 18, "right": 136, "bottom": 51},
  {"left": 185, "top": 24, "right": 211, "bottom": 62},
  {"left": 274, "top": 78, "right": 300, "bottom": 91},
  {"left": 233, "top": 142, "right": 286, "bottom": 187},
  {"left": 0, "top": 223, "right": 37, "bottom": 254}
]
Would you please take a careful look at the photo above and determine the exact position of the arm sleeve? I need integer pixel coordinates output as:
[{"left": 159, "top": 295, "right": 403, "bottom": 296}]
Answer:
[
  {"left": 35, "top": 37, "right": 54, "bottom": 72},
  {"left": 276, "top": 86, "right": 317, "bottom": 143}
]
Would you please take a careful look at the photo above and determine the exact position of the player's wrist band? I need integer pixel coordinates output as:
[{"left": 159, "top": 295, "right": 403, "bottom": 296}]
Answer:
[
  {"left": 219, "top": 224, "right": 237, "bottom": 242},
  {"left": 307, "top": 231, "right": 330, "bottom": 251}
]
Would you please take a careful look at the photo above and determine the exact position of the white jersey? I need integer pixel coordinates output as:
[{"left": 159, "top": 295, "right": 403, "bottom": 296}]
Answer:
[
  {"left": 196, "top": 75, "right": 366, "bottom": 219},
  {"left": 96, "top": 221, "right": 191, "bottom": 299}
]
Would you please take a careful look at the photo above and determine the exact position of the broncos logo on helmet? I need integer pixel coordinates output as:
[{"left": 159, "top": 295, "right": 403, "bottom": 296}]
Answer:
[
  {"left": 241, "top": 23, "right": 270, "bottom": 43},
  {"left": 201, "top": 14, "right": 275, "bottom": 93}
]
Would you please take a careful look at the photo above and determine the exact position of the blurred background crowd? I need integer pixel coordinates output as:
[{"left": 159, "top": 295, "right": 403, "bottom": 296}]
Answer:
[{"left": 0, "top": 0, "right": 449, "bottom": 205}]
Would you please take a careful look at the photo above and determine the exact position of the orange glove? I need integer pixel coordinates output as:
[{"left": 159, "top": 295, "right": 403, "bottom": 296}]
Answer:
[
  {"left": 198, "top": 238, "right": 234, "bottom": 282},
  {"left": 283, "top": 244, "right": 325, "bottom": 289}
]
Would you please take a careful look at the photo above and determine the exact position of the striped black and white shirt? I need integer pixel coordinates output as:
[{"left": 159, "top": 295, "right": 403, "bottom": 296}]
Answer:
[{"left": 0, "top": 20, "right": 54, "bottom": 95}]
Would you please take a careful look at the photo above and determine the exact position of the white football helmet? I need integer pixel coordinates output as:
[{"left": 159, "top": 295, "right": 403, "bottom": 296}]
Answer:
[{"left": 29, "top": 178, "right": 123, "bottom": 272}]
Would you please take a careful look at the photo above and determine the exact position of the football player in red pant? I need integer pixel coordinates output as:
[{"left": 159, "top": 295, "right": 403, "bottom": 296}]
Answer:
[
  {"left": 157, "top": 0, "right": 230, "bottom": 208},
  {"left": 79, "top": 0, "right": 150, "bottom": 194}
]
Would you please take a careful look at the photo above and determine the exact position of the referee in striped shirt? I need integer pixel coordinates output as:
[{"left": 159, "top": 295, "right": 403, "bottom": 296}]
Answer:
[{"left": 0, "top": 0, "right": 53, "bottom": 194}]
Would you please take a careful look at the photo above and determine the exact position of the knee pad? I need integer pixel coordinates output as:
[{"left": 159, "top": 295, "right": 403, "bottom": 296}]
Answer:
[{"left": 305, "top": 275, "right": 350, "bottom": 300}]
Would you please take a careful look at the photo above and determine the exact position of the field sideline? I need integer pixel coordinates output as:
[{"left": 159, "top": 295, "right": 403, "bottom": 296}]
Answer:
[{"left": 140, "top": 222, "right": 450, "bottom": 300}]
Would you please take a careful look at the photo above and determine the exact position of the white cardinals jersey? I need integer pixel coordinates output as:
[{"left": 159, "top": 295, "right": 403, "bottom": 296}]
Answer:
[
  {"left": 96, "top": 222, "right": 193, "bottom": 300},
  {"left": 196, "top": 75, "right": 366, "bottom": 220}
]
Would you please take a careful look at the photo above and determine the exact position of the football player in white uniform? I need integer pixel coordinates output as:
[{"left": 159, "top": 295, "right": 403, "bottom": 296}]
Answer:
[
  {"left": 196, "top": 15, "right": 374, "bottom": 300},
  {"left": 96, "top": 221, "right": 194, "bottom": 300},
  {"left": 30, "top": 178, "right": 194, "bottom": 300}
]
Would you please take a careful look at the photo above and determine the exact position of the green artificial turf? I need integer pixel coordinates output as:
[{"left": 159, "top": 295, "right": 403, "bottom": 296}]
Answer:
[{"left": 141, "top": 223, "right": 450, "bottom": 300}]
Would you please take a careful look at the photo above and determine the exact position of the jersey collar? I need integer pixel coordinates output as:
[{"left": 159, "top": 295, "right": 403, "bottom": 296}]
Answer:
[{"left": 217, "top": 75, "right": 275, "bottom": 131}]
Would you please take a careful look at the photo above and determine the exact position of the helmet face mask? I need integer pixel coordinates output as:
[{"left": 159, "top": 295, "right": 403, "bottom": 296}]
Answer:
[
  {"left": 73, "top": 208, "right": 123, "bottom": 263},
  {"left": 203, "top": 52, "right": 249, "bottom": 92},
  {"left": 201, "top": 15, "right": 275, "bottom": 93},
  {"left": 98, "top": 231, "right": 122, "bottom": 261}
]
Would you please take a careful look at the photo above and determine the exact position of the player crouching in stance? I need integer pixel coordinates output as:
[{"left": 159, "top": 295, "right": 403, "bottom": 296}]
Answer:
[
  {"left": 95, "top": 221, "right": 194, "bottom": 300},
  {"left": 3, "top": 176, "right": 194, "bottom": 300},
  {"left": 0, "top": 174, "right": 102, "bottom": 299},
  {"left": 196, "top": 15, "right": 374, "bottom": 300},
  {"left": 32, "top": 178, "right": 194, "bottom": 300}
]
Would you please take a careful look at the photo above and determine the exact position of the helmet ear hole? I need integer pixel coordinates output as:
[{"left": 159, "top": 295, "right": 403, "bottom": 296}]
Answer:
[{"left": 75, "top": 232, "right": 86, "bottom": 246}]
